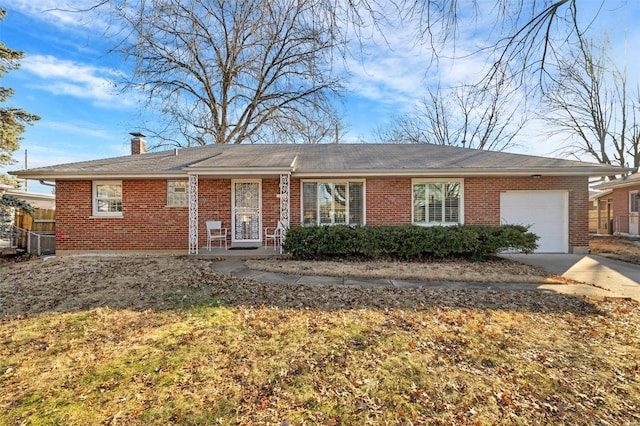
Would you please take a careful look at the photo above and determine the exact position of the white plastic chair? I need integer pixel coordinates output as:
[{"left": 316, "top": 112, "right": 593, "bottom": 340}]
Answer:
[
  {"left": 264, "top": 220, "right": 286, "bottom": 251},
  {"left": 206, "top": 220, "right": 227, "bottom": 250}
]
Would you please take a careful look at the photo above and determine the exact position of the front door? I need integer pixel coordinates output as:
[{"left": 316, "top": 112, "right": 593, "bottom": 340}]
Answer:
[
  {"left": 630, "top": 191, "right": 639, "bottom": 235},
  {"left": 232, "top": 180, "right": 262, "bottom": 244}
]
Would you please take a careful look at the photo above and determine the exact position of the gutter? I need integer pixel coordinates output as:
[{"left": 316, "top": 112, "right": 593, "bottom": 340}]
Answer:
[
  {"left": 11, "top": 166, "right": 629, "bottom": 180},
  {"left": 184, "top": 167, "right": 294, "bottom": 175},
  {"left": 292, "top": 167, "right": 630, "bottom": 178},
  {"left": 10, "top": 172, "right": 192, "bottom": 180},
  {"left": 593, "top": 176, "right": 640, "bottom": 191}
]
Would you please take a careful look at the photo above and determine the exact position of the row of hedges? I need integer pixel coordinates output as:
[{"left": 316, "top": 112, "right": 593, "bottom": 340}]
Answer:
[{"left": 282, "top": 225, "right": 538, "bottom": 261}]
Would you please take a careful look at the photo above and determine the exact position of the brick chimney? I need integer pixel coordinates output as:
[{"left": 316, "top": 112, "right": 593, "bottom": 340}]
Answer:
[{"left": 130, "top": 132, "right": 147, "bottom": 155}]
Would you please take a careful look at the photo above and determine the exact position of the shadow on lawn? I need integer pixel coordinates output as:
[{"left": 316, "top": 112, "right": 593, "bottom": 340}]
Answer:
[
  {"left": 206, "top": 273, "right": 607, "bottom": 316},
  {"left": 0, "top": 256, "right": 607, "bottom": 318}
]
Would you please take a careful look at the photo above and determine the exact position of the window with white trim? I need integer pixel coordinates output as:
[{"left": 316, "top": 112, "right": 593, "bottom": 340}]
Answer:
[
  {"left": 413, "top": 180, "right": 462, "bottom": 225},
  {"left": 302, "top": 181, "right": 364, "bottom": 226},
  {"left": 630, "top": 191, "right": 639, "bottom": 213},
  {"left": 93, "top": 181, "right": 122, "bottom": 217},
  {"left": 167, "top": 180, "right": 188, "bottom": 206}
]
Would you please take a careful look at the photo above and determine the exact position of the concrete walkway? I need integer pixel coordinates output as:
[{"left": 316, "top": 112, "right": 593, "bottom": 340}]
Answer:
[
  {"left": 211, "top": 255, "right": 633, "bottom": 301},
  {"left": 503, "top": 253, "right": 640, "bottom": 302}
]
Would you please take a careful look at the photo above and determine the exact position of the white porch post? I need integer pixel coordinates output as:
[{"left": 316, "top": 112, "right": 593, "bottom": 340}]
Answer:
[
  {"left": 279, "top": 173, "right": 290, "bottom": 229},
  {"left": 188, "top": 174, "right": 199, "bottom": 254}
]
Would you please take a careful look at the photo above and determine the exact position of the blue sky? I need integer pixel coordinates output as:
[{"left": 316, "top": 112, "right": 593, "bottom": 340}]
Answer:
[{"left": 1, "top": 0, "right": 638, "bottom": 194}]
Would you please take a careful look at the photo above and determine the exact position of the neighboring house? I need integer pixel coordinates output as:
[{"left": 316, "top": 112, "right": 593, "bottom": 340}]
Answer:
[
  {"left": 11, "top": 135, "right": 624, "bottom": 254},
  {"left": 589, "top": 189, "right": 613, "bottom": 235},
  {"left": 594, "top": 174, "right": 640, "bottom": 236},
  {"left": 0, "top": 185, "right": 56, "bottom": 210},
  {"left": 0, "top": 184, "right": 56, "bottom": 252},
  {"left": 0, "top": 183, "right": 56, "bottom": 226}
]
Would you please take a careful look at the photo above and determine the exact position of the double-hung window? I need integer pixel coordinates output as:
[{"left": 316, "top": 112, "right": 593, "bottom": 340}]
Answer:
[
  {"left": 302, "top": 181, "right": 364, "bottom": 226},
  {"left": 167, "top": 180, "right": 188, "bottom": 206},
  {"left": 412, "top": 179, "right": 462, "bottom": 225},
  {"left": 93, "top": 181, "right": 123, "bottom": 217}
]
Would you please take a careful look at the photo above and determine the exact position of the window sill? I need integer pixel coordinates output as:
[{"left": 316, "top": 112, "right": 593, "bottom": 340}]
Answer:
[{"left": 90, "top": 215, "right": 124, "bottom": 219}]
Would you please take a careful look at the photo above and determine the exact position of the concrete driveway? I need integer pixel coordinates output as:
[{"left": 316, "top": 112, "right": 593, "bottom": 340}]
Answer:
[{"left": 503, "top": 253, "right": 640, "bottom": 302}]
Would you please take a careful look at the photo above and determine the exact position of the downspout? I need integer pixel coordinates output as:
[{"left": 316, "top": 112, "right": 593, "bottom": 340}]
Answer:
[{"left": 39, "top": 180, "right": 56, "bottom": 188}]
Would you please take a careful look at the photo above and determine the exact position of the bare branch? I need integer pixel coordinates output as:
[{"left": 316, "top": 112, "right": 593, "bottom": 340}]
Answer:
[
  {"left": 100, "top": 0, "right": 343, "bottom": 146},
  {"left": 543, "top": 31, "right": 639, "bottom": 176},
  {"left": 375, "top": 73, "right": 526, "bottom": 151}
]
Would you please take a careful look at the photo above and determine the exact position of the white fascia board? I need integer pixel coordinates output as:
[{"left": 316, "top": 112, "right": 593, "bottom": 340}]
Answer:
[
  {"left": 185, "top": 167, "right": 293, "bottom": 175},
  {"left": 5, "top": 190, "right": 55, "bottom": 200},
  {"left": 291, "top": 167, "right": 627, "bottom": 178},
  {"left": 596, "top": 180, "right": 640, "bottom": 190},
  {"left": 12, "top": 166, "right": 625, "bottom": 180},
  {"left": 11, "top": 172, "right": 189, "bottom": 180},
  {"left": 589, "top": 189, "right": 613, "bottom": 201},
  {"left": 594, "top": 175, "right": 640, "bottom": 190}
]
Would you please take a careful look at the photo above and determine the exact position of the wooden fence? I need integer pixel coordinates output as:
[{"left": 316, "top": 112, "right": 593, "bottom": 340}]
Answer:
[
  {"left": 15, "top": 208, "right": 55, "bottom": 232},
  {"left": 14, "top": 208, "right": 56, "bottom": 254}
]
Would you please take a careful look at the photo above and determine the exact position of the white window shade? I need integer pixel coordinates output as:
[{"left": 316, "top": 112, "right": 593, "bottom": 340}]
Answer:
[
  {"left": 413, "top": 180, "right": 462, "bottom": 225},
  {"left": 302, "top": 180, "right": 365, "bottom": 226}
]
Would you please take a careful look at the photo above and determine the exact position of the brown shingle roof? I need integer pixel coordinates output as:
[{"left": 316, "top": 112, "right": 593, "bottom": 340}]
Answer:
[
  {"left": 593, "top": 172, "right": 640, "bottom": 190},
  {"left": 11, "top": 143, "right": 627, "bottom": 179}
]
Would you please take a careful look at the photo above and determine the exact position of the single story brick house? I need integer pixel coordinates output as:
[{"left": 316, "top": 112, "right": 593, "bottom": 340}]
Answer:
[
  {"left": 593, "top": 174, "right": 640, "bottom": 236},
  {"left": 11, "top": 136, "right": 624, "bottom": 254}
]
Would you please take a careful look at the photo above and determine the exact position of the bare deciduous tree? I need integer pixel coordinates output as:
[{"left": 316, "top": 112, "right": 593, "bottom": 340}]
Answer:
[
  {"left": 106, "top": 0, "right": 343, "bottom": 147},
  {"left": 544, "top": 29, "right": 640, "bottom": 174},
  {"left": 76, "top": 0, "right": 605, "bottom": 147},
  {"left": 375, "top": 76, "right": 526, "bottom": 151}
]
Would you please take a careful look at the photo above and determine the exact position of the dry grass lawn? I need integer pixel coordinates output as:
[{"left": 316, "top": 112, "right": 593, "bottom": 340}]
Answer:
[
  {"left": 246, "top": 257, "right": 563, "bottom": 283},
  {"left": 590, "top": 235, "right": 640, "bottom": 265},
  {"left": 0, "top": 255, "right": 639, "bottom": 425}
]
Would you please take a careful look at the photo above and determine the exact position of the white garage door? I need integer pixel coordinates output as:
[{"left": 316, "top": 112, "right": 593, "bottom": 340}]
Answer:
[{"left": 500, "top": 190, "right": 569, "bottom": 253}]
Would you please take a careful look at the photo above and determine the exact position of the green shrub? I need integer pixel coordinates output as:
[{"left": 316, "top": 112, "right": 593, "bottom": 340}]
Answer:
[{"left": 282, "top": 224, "right": 538, "bottom": 261}]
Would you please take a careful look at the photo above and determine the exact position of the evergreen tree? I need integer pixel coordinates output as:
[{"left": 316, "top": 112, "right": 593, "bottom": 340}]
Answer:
[{"left": 0, "top": 8, "right": 40, "bottom": 186}]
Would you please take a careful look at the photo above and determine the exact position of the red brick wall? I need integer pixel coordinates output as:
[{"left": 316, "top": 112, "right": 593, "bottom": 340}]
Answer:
[
  {"left": 611, "top": 184, "right": 640, "bottom": 233},
  {"left": 289, "top": 177, "right": 414, "bottom": 226},
  {"left": 56, "top": 175, "right": 589, "bottom": 252},
  {"left": 463, "top": 176, "right": 589, "bottom": 250},
  {"left": 56, "top": 178, "right": 289, "bottom": 251},
  {"left": 365, "top": 177, "right": 413, "bottom": 225},
  {"left": 198, "top": 179, "right": 232, "bottom": 248},
  {"left": 56, "top": 179, "right": 189, "bottom": 252},
  {"left": 261, "top": 178, "right": 281, "bottom": 231},
  {"left": 290, "top": 178, "right": 301, "bottom": 225},
  {"left": 292, "top": 176, "right": 588, "bottom": 251}
]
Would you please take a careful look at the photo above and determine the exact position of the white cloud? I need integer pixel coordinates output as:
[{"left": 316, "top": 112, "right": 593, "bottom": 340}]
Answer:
[
  {"left": 9, "top": 0, "right": 112, "bottom": 33},
  {"left": 345, "top": 20, "right": 430, "bottom": 108},
  {"left": 19, "top": 55, "right": 132, "bottom": 108},
  {"left": 39, "top": 121, "right": 113, "bottom": 140},
  {"left": 342, "top": 4, "right": 502, "bottom": 115}
]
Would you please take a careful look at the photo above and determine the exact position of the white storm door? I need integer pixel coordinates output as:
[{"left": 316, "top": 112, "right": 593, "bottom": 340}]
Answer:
[
  {"left": 232, "top": 180, "right": 262, "bottom": 243},
  {"left": 629, "top": 191, "right": 639, "bottom": 235}
]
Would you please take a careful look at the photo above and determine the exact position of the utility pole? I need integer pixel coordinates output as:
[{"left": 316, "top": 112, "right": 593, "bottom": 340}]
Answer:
[{"left": 24, "top": 149, "right": 28, "bottom": 191}]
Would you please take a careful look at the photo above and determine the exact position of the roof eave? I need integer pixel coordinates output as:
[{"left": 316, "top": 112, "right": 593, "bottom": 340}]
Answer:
[
  {"left": 10, "top": 171, "right": 189, "bottom": 180},
  {"left": 293, "top": 167, "right": 627, "bottom": 178},
  {"left": 184, "top": 167, "right": 293, "bottom": 175},
  {"left": 589, "top": 189, "right": 613, "bottom": 200},
  {"left": 11, "top": 166, "right": 627, "bottom": 180},
  {"left": 595, "top": 178, "right": 640, "bottom": 190}
]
